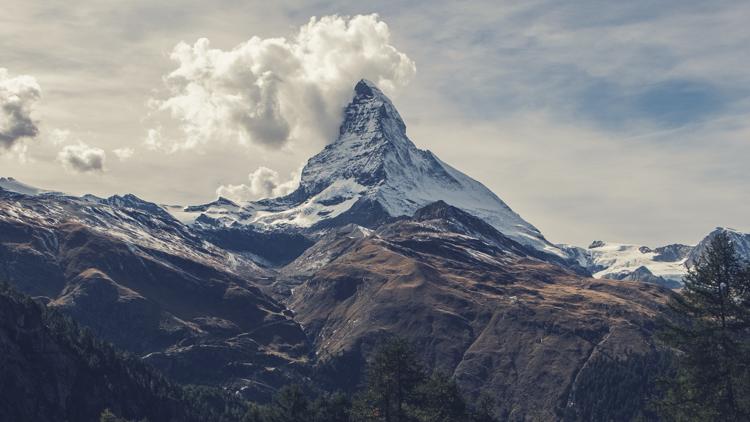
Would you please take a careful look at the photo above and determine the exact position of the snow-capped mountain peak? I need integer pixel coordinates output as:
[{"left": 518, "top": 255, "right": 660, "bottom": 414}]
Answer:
[
  {"left": 292, "top": 78, "right": 444, "bottom": 201},
  {"left": 179, "top": 80, "right": 565, "bottom": 258}
]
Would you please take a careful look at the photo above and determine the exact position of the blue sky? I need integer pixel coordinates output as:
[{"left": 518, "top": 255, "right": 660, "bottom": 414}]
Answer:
[{"left": 1, "top": 0, "right": 748, "bottom": 246}]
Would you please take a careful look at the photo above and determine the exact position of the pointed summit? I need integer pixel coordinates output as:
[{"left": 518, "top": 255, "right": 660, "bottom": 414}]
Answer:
[
  {"left": 353, "top": 79, "right": 382, "bottom": 98},
  {"left": 338, "top": 79, "right": 406, "bottom": 140}
]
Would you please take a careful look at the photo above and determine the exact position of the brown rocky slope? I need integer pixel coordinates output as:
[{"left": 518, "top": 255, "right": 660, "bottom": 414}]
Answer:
[
  {"left": 0, "top": 189, "right": 311, "bottom": 400},
  {"left": 284, "top": 201, "right": 670, "bottom": 420}
]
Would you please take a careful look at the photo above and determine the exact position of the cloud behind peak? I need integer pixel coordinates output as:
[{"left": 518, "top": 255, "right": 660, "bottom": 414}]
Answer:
[{"left": 154, "top": 14, "right": 416, "bottom": 152}]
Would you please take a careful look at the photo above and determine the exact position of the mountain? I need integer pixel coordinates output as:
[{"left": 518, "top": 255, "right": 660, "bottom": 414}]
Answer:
[
  {"left": 0, "top": 188, "right": 310, "bottom": 400},
  {"left": 0, "top": 181, "right": 674, "bottom": 419},
  {"left": 560, "top": 227, "right": 750, "bottom": 289},
  {"left": 559, "top": 241, "right": 690, "bottom": 288},
  {"left": 0, "top": 283, "right": 182, "bottom": 422},
  {"left": 174, "top": 80, "right": 567, "bottom": 262},
  {"left": 284, "top": 201, "right": 669, "bottom": 420}
]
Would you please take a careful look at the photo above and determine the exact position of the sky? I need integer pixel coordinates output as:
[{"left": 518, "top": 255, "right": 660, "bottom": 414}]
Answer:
[{"left": 1, "top": 0, "right": 749, "bottom": 247}]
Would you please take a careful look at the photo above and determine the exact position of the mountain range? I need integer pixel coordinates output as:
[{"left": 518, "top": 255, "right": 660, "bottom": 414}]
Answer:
[{"left": 1, "top": 81, "right": 748, "bottom": 421}]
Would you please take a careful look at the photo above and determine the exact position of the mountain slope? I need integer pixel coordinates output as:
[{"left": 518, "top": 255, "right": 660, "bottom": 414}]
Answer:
[
  {"left": 283, "top": 201, "right": 670, "bottom": 420},
  {"left": 176, "top": 80, "right": 566, "bottom": 260},
  {"left": 0, "top": 188, "right": 310, "bottom": 399}
]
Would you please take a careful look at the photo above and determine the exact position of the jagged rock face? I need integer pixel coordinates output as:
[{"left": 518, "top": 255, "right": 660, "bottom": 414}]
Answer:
[
  {"left": 285, "top": 202, "right": 670, "bottom": 420},
  {"left": 0, "top": 189, "right": 311, "bottom": 400},
  {"left": 296, "top": 80, "right": 416, "bottom": 197},
  {"left": 100, "top": 193, "right": 177, "bottom": 221},
  {"left": 653, "top": 243, "right": 693, "bottom": 262},
  {"left": 194, "top": 225, "right": 315, "bottom": 268}
]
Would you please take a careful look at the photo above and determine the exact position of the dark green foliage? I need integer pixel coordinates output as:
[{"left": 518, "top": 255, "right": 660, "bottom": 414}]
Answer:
[
  {"left": 409, "top": 372, "right": 468, "bottom": 422},
  {"left": 180, "top": 385, "right": 261, "bottom": 422},
  {"left": 0, "top": 282, "right": 256, "bottom": 422},
  {"left": 264, "top": 384, "right": 310, "bottom": 422},
  {"left": 351, "top": 337, "right": 498, "bottom": 422},
  {"left": 471, "top": 394, "right": 498, "bottom": 422},
  {"left": 246, "top": 337, "right": 499, "bottom": 422},
  {"left": 355, "top": 337, "right": 426, "bottom": 422},
  {"left": 99, "top": 408, "right": 132, "bottom": 422},
  {"left": 254, "top": 386, "right": 352, "bottom": 422},
  {"left": 563, "top": 351, "right": 673, "bottom": 422},
  {"left": 658, "top": 232, "right": 750, "bottom": 421},
  {"left": 310, "top": 391, "right": 352, "bottom": 422}
]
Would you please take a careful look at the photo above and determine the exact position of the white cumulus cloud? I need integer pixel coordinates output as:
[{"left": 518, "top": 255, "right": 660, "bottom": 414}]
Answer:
[
  {"left": 58, "top": 142, "right": 106, "bottom": 173},
  {"left": 154, "top": 14, "right": 415, "bottom": 151},
  {"left": 0, "top": 68, "right": 41, "bottom": 152},
  {"left": 216, "top": 166, "right": 300, "bottom": 202}
]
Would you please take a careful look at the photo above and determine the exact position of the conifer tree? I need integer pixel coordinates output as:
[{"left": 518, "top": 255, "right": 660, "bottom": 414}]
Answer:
[
  {"left": 658, "top": 232, "right": 750, "bottom": 421},
  {"left": 410, "top": 372, "right": 467, "bottom": 422},
  {"left": 265, "top": 384, "right": 310, "bottom": 422},
  {"left": 358, "top": 337, "right": 425, "bottom": 422}
]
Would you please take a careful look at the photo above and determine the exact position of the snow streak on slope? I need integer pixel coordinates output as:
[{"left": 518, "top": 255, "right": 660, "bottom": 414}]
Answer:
[{"left": 0, "top": 188, "right": 268, "bottom": 279}]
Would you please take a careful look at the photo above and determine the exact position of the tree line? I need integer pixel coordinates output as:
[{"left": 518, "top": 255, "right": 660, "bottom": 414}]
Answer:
[{"left": 97, "top": 336, "right": 497, "bottom": 422}]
